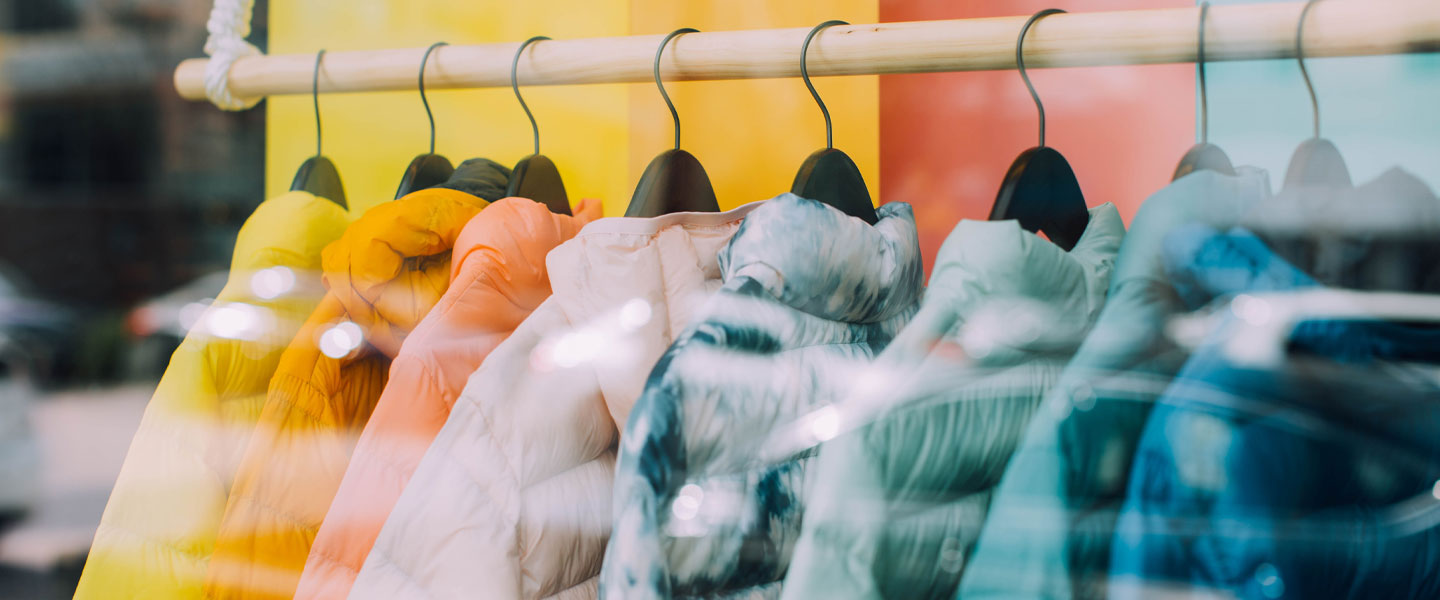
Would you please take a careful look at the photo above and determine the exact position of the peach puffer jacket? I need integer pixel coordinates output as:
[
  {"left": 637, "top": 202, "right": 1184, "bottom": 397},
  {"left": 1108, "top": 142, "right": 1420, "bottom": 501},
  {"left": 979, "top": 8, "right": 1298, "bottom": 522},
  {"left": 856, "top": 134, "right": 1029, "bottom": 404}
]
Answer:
[
  {"left": 201, "top": 187, "right": 490, "bottom": 599},
  {"left": 349, "top": 203, "right": 759, "bottom": 600},
  {"left": 294, "top": 197, "right": 601, "bottom": 600},
  {"left": 74, "top": 191, "right": 348, "bottom": 599}
]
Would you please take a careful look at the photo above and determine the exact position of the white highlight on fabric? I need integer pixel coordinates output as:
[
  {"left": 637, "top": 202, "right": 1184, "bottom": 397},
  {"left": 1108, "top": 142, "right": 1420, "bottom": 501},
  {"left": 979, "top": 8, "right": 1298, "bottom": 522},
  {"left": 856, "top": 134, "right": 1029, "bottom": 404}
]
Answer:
[
  {"left": 671, "top": 484, "right": 704, "bottom": 521},
  {"left": 250, "top": 266, "right": 296, "bottom": 300},
  {"left": 319, "top": 321, "right": 364, "bottom": 358},
  {"left": 619, "top": 298, "right": 653, "bottom": 330},
  {"left": 204, "top": 302, "right": 269, "bottom": 341},
  {"left": 809, "top": 406, "right": 840, "bottom": 443}
]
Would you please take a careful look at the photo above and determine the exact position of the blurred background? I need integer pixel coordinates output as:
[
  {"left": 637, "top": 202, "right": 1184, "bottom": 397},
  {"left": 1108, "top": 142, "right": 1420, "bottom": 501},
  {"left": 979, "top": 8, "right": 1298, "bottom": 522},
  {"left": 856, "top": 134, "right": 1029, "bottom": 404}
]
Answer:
[
  {"left": 0, "top": 0, "right": 264, "bottom": 596},
  {"left": 0, "top": 0, "right": 1435, "bottom": 598}
]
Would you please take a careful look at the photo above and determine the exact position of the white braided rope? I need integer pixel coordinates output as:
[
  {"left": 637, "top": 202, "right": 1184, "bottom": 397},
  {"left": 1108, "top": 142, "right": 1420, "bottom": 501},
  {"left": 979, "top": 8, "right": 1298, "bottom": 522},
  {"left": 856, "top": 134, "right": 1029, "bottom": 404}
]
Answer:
[{"left": 202, "top": 0, "right": 261, "bottom": 110}]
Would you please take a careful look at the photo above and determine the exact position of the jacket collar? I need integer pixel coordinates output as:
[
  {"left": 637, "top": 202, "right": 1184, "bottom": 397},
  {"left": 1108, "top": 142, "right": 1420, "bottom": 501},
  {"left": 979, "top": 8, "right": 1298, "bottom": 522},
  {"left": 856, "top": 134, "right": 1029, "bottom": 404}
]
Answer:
[{"left": 718, "top": 194, "right": 924, "bottom": 324}]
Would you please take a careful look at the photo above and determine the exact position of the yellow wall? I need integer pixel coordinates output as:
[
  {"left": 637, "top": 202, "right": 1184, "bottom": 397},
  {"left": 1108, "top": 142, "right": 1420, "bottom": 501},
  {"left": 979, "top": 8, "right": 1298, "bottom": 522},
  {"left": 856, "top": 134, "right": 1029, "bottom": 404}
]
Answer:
[
  {"left": 267, "top": 0, "right": 877, "bottom": 218},
  {"left": 626, "top": 1, "right": 878, "bottom": 210}
]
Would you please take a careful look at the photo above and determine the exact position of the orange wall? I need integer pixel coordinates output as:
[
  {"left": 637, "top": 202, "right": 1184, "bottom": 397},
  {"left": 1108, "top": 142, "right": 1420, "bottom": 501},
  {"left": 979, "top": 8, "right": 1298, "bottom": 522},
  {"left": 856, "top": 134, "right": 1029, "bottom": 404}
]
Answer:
[{"left": 879, "top": 0, "right": 1195, "bottom": 272}]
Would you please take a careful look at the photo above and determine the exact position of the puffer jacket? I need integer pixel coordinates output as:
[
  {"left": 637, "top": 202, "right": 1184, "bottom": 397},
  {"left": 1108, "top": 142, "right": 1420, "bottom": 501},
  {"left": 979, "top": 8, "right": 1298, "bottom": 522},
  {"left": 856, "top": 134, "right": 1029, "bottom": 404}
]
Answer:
[
  {"left": 294, "top": 197, "right": 602, "bottom": 600},
  {"left": 1111, "top": 224, "right": 1440, "bottom": 600},
  {"left": 202, "top": 180, "right": 499, "bottom": 599},
  {"left": 349, "top": 203, "right": 759, "bottom": 600},
  {"left": 74, "top": 191, "right": 348, "bottom": 599},
  {"left": 600, "top": 195, "right": 925, "bottom": 599},
  {"left": 781, "top": 204, "right": 1124, "bottom": 600},
  {"left": 958, "top": 169, "right": 1272, "bottom": 600}
]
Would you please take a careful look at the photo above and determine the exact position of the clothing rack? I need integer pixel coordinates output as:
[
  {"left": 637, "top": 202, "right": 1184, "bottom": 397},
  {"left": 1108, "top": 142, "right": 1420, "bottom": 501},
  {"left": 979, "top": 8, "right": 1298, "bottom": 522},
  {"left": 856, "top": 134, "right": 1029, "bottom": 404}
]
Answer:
[{"left": 174, "top": 0, "right": 1439, "bottom": 103}]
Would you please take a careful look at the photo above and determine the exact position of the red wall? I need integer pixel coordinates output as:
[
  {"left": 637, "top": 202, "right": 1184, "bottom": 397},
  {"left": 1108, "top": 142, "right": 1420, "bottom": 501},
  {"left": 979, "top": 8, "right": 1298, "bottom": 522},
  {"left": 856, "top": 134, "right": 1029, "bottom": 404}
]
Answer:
[{"left": 879, "top": 0, "right": 1195, "bottom": 273}]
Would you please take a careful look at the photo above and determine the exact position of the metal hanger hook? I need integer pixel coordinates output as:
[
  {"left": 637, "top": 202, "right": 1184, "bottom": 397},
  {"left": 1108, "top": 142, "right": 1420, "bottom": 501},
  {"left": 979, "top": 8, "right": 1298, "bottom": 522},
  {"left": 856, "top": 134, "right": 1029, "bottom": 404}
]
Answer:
[
  {"left": 419, "top": 41, "right": 448, "bottom": 155},
  {"left": 1297, "top": 0, "right": 1323, "bottom": 139},
  {"left": 802, "top": 20, "right": 848, "bottom": 150},
  {"left": 512, "top": 36, "right": 551, "bottom": 156},
  {"left": 655, "top": 28, "right": 698, "bottom": 151},
  {"left": 311, "top": 49, "right": 325, "bottom": 158},
  {"left": 1197, "top": 3, "right": 1211, "bottom": 145},
  {"left": 1017, "top": 9, "right": 1066, "bottom": 148}
]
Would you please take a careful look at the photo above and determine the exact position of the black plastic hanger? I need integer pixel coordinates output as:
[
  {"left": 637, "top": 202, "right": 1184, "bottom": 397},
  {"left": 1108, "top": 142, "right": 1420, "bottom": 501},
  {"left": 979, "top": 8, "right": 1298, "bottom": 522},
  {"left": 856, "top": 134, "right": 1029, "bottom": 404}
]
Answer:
[
  {"left": 625, "top": 28, "right": 720, "bottom": 217},
  {"left": 506, "top": 36, "right": 570, "bottom": 215},
  {"left": 791, "top": 20, "right": 878, "bottom": 225},
  {"left": 290, "top": 49, "right": 347, "bottom": 209},
  {"left": 395, "top": 41, "right": 456, "bottom": 199},
  {"left": 1173, "top": 3, "right": 1236, "bottom": 181},
  {"left": 989, "top": 9, "right": 1089, "bottom": 251},
  {"left": 1283, "top": 0, "right": 1350, "bottom": 191}
]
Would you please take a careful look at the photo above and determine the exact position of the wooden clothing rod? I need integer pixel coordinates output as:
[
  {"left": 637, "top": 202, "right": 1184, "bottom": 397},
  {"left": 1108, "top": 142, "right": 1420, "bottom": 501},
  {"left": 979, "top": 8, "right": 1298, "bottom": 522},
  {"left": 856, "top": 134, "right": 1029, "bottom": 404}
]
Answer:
[{"left": 175, "top": 0, "right": 1440, "bottom": 103}]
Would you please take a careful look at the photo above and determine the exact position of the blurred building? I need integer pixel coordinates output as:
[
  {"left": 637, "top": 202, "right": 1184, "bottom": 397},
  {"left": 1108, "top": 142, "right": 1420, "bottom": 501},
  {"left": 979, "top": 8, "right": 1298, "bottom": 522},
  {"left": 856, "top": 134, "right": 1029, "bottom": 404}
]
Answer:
[
  {"left": 0, "top": 0, "right": 266, "bottom": 312},
  {"left": 0, "top": 0, "right": 267, "bottom": 383}
]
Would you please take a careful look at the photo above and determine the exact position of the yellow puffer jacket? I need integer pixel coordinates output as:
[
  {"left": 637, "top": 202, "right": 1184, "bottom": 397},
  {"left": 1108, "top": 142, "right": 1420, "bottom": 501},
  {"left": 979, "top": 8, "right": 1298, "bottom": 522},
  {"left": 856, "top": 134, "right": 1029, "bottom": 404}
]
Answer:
[
  {"left": 73, "top": 191, "right": 349, "bottom": 599},
  {"left": 201, "top": 186, "right": 490, "bottom": 600}
]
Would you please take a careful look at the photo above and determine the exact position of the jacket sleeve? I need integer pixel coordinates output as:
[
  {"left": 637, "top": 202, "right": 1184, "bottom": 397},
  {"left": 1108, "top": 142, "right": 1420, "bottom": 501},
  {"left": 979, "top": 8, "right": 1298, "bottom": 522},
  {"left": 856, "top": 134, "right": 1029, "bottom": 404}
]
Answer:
[{"left": 350, "top": 297, "right": 616, "bottom": 600}]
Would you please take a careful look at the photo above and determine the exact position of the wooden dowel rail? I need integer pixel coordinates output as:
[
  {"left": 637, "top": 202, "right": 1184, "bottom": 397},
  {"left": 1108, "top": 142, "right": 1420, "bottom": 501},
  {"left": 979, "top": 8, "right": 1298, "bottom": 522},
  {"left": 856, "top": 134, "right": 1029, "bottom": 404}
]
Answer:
[{"left": 175, "top": 0, "right": 1440, "bottom": 103}]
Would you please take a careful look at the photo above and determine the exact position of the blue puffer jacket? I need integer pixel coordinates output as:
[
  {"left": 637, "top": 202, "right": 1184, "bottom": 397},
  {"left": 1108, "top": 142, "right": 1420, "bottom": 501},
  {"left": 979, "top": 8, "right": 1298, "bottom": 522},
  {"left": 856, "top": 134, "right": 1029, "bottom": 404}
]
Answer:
[
  {"left": 960, "top": 169, "right": 1272, "bottom": 600},
  {"left": 600, "top": 194, "right": 925, "bottom": 599},
  {"left": 1110, "top": 225, "right": 1440, "bottom": 600}
]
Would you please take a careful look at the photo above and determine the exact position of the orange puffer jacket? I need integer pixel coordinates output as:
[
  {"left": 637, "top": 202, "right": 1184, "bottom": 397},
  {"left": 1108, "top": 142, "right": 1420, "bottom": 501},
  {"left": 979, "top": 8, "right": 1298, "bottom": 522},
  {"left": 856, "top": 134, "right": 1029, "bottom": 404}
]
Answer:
[
  {"left": 294, "top": 197, "right": 601, "bottom": 600},
  {"left": 201, "top": 186, "right": 490, "bottom": 599}
]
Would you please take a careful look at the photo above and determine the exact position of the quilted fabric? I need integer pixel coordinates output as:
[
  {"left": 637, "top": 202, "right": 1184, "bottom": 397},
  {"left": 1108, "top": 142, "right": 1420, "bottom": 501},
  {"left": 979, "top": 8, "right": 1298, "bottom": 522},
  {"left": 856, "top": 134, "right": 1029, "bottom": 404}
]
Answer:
[
  {"left": 294, "top": 197, "right": 601, "bottom": 600},
  {"left": 74, "top": 191, "right": 348, "bottom": 599},
  {"left": 1112, "top": 223, "right": 1440, "bottom": 600},
  {"left": 201, "top": 185, "right": 492, "bottom": 599},
  {"left": 600, "top": 194, "right": 925, "bottom": 599},
  {"left": 348, "top": 203, "right": 759, "bottom": 600},
  {"left": 781, "top": 204, "right": 1123, "bottom": 600},
  {"left": 958, "top": 169, "right": 1272, "bottom": 600}
]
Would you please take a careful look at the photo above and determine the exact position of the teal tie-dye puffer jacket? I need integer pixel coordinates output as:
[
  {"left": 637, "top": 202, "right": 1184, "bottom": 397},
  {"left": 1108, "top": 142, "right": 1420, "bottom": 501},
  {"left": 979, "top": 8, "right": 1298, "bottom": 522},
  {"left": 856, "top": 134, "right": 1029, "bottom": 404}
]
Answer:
[{"left": 601, "top": 194, "right": 925, "bottom": 599}]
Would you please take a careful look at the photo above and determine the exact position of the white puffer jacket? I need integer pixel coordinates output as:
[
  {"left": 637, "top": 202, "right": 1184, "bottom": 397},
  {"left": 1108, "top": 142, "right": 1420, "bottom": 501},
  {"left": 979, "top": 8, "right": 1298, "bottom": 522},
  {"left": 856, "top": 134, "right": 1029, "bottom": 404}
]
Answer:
[{"left": 349, "top": 203, "right": 758, "bottom": 600}]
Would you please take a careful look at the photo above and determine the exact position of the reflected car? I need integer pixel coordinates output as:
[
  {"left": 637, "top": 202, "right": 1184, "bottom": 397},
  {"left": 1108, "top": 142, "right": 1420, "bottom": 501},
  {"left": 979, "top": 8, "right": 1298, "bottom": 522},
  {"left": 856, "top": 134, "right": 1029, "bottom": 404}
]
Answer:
[
  {"left": 124, "top": 271, "right": 228, "bottom": 380},
  {"left": 0, "top": 333, "right": 39, "bottom": 525},
  {"left": 0, "top": 263, "right": 79, "bottom": 388}
]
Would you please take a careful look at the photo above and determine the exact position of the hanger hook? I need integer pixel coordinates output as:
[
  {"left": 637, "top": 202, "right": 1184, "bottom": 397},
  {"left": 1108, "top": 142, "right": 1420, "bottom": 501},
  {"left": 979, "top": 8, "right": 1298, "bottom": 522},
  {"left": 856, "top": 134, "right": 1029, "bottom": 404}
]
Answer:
[
  {"left": 419, "top": 41, "right": 448, "bottom": 155},
  {"left": 311, "top": 49, "right": 325, "bottom": 158},
  {"left": 512, "top": 36, "right": 551, "bottom": 156},
  {"left": 1297, "top": 0, "right": 1322, "bottom": 139},
  {"left": 655, "top": 28, "right": 698, "bottom": 151},
  {"left": 1197, "top": 3, "right": 1211, "bottom": 145},
  {"left": 1017, "top": 9, "right": 1065, "bottom": 148},
  {"left": 802, "top": 20, "right": 847, "bottom": 150}
]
